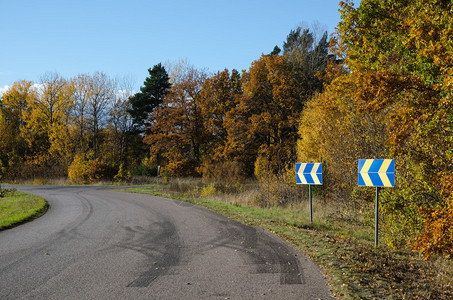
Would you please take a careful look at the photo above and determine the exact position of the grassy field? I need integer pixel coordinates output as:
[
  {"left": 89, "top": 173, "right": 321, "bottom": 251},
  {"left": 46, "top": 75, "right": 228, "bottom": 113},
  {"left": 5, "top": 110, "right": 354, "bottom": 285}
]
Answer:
[
  {"left": 0, "top": 189, "right": 48, "bottom": 230},
  {"left": 121, "top": 181, "right": 453, "bottom": 300}
]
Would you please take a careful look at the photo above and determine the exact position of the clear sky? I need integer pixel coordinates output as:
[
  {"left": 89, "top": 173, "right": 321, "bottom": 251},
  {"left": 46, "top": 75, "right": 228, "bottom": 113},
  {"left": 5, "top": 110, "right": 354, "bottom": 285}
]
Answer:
[{"left": 0, "top": 0, "right": 349, "bottom": 92}]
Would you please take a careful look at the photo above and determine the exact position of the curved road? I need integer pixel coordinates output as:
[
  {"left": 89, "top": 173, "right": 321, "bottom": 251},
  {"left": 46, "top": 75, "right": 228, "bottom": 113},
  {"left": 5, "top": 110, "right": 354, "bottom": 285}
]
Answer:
[{"left": 0, "top": 186, "right": 334, "bottom": 299}]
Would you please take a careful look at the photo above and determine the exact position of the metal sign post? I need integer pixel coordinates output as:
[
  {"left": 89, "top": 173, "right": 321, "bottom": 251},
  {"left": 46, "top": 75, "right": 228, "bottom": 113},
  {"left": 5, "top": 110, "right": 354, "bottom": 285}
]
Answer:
[
  {"left": 375, "top": 187, "right": 380, "bottom": 247},
  {"left": 309, "top": 184, "right": 313, "bottom": 223},
  {"left": 296, "top": 163, "right": 322, "bottom": 224},
  {"left": 0, "top": 170, "right": 3, "bottom": 191},
  {"left": 358, "top": 159, "right": 395, "bottom": 247},
  {"left": 157, "top": 165, "right": 161, "bottom": 185}
]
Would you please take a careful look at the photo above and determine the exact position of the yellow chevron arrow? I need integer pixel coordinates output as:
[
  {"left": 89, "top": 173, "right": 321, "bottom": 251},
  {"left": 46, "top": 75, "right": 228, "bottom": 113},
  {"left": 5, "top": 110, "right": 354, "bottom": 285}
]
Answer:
[
  {"left": 378, "top": 159, "right": 393, "bottom": 187},
  {"left": 311, "top": 163, "right": 321, "bottom": 184},
  {"left": 297, "top": 163, "right": 308, "bottom": 184},
  {"left": 359, "top": 159, "right": 373, "bottom": 186}
]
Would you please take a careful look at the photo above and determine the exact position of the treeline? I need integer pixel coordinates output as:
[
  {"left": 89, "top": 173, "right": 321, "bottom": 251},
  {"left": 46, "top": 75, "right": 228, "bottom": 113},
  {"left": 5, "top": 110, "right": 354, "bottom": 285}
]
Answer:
[
  {"left": 0, "top": 72, "right": 138, "bottom": 182},
  {"left": 1, "top": 0, "right": 452, "bottom": 257}
]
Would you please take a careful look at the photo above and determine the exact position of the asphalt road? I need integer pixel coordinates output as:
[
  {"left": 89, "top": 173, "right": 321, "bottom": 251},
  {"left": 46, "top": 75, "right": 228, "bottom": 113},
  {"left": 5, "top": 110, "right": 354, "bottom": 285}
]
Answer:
[{"left": 0, "top": 185, "right": 334, "bottom": 299}]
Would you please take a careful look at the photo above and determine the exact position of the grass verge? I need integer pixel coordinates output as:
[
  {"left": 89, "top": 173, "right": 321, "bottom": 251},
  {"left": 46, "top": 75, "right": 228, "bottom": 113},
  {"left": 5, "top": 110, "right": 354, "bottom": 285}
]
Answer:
[
  {"left": 121, "top": 184, "right": 452, "bottom": 300},
  {"left": 0, "top": 189, "right": 48, "bottom": 230}
]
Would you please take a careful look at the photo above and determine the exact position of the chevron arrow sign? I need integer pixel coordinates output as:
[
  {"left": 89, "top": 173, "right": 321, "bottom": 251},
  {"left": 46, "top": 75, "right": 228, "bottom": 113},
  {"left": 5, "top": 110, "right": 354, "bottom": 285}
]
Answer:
[
  {"left": 296, "top": 163, "right": 322, "bottom": 185},
  {"left": 358, "top": 159, "right": 395, "bottom": 187}
]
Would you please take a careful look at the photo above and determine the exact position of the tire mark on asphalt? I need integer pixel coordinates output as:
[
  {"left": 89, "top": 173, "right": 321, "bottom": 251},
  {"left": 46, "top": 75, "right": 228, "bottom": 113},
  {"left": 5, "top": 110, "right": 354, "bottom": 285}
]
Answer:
[
  {"left": 105, "top": 193, "right": 184, "bottom": 288},
  {"left": 124, "top": 220, "right": 182, "bottom": 287},
  {"left": 194, "top": 216, "right": 303, "bottom": 285},
  {"left": 225, "top": 221, "right": 303, "bottom": 284}
]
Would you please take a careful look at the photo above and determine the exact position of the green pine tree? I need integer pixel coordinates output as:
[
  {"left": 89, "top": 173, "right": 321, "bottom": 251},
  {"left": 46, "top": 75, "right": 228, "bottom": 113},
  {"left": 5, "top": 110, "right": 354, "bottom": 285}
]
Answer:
[{"left": 129, "top": 63, "right": 171, "bottom": 132}]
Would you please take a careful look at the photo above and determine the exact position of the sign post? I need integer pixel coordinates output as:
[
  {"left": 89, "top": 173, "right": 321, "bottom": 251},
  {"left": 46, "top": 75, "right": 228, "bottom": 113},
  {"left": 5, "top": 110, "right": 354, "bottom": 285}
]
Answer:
[
  {"left": 157, "top": 165, "right": 161, "bottom": 185},
  {"left": 375, "top": 186, "right": 380, "bottom": 247},
  {"left": 296, "top": 163, "right": 322, "bottom": 223},
  {"left": 309, "top": 184, "right": 312, "bottom": 223},
  {"left": 0, "top": 169, "right": 3, "bottom": 191},
  {"left": 358, "top": 159, "right": 395, "bottom": 247}
]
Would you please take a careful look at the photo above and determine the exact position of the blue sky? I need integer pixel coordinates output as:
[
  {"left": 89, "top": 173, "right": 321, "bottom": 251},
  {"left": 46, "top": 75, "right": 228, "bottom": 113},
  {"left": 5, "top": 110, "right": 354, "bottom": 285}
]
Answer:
[{"left": 1, "top": 0, "right": 350, "bottom": 92}]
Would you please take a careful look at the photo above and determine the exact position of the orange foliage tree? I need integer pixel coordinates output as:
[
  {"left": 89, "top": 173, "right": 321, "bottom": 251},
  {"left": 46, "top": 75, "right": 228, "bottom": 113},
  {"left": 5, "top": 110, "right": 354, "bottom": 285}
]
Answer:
[
  {"left": 197, "top": 69, "right": 243, "bottom": 180},
  {"left": 143, "top": 62, "right": 208, "bottom": 176},
  {"left": 221, "top": 54, "right": 308, "bottom": 179}
]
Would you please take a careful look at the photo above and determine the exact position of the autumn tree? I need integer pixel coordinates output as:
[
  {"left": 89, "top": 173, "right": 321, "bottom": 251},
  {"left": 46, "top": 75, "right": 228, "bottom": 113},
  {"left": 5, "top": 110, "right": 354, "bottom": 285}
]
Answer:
[
  {"left": 19, "top": 73, "right": 74, "bottom": 177},
  {"left": 0, "top": 81, "right": 36, "bottom": 178},
  {"left": 144, "top": 61, "right": 208, "bottom": 176},
  {"left": 236, "top": 54, "right": 306, "bottom": 177},
  {"left": 198, "top": 69, "right": 243, "bottom": 179}
]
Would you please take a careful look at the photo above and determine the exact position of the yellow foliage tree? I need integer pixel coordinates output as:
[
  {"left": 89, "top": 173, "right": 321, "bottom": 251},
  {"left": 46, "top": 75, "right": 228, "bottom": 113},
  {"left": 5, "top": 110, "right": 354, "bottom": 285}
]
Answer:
[
  {"left": 20, "top": 73, "right": 75, "bottom": 176},
  {"left": 0, "top": 80, "right": 36, "bottom": 178}
]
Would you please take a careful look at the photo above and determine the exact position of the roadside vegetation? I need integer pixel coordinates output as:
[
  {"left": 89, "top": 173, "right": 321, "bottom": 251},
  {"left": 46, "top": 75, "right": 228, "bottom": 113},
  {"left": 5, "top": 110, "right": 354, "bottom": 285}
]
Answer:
[
  {"left": 0, "top": 189, "right": 48, "bottom": 230},
  {"left": 122, "top": 178, "right": 453, "bottom": 299}
]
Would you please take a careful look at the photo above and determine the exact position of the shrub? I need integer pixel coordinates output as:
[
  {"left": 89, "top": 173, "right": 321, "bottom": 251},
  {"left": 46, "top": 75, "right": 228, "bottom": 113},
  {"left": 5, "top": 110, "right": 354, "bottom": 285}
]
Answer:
[
  {"left": 253, "top": 157, "right": 304, "bottom": 207},
  {"left": 131, "top": 163, "right": 153, "bottom": 176},
  {"left": 114, "top": 163, "right": 131, "bottom": 182},
  {"left": 68, "top": 155, "right": 90, "bottom": 184},
  {"left": 200, "top": 183, "right": 218, "bottom": 198},
  {"left": 68, "top": 155, "right": 106, "bottom": 184}
]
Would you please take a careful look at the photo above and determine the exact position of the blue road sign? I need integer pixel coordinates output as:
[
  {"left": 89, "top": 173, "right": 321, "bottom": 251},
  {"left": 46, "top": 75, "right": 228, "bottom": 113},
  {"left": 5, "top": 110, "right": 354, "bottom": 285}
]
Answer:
[
  {"left": 296, "top": 163, "right": 322, "bottom": 185},
  {"left": 358, "top": 159, "right": 395, "bottom": 187}
]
